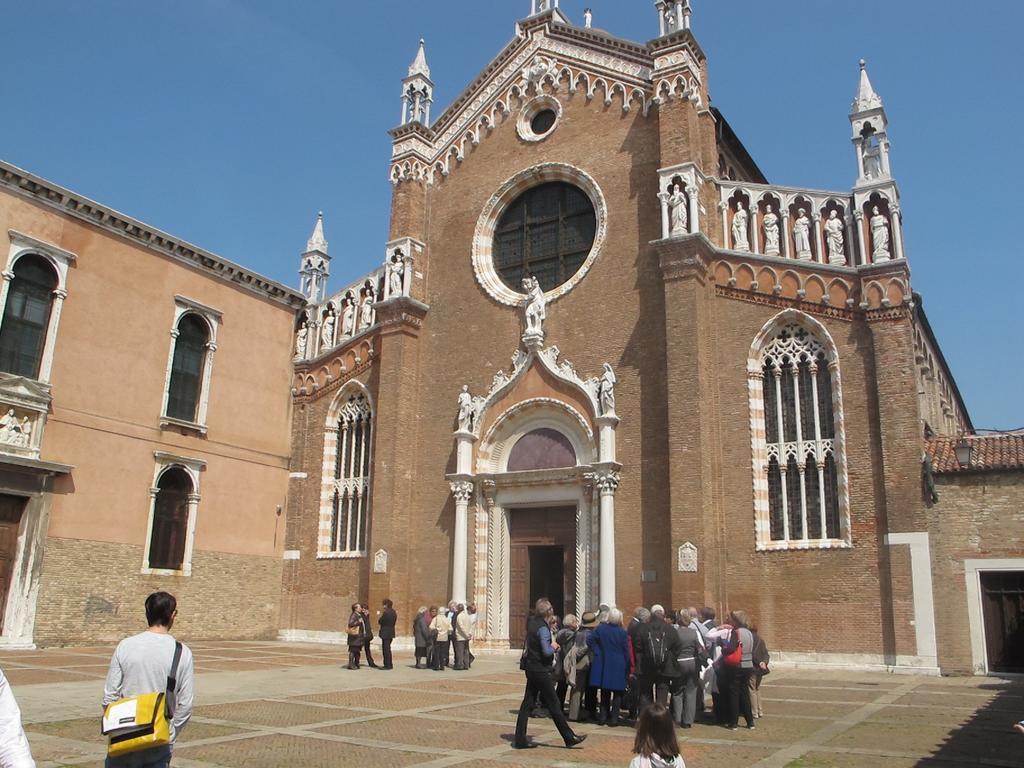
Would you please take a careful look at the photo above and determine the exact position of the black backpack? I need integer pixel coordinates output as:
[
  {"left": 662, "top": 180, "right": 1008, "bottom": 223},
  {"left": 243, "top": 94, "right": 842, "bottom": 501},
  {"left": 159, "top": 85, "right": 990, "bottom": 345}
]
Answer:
[{"left": 646, "top": 624, "right": 667, "bottom": 671}]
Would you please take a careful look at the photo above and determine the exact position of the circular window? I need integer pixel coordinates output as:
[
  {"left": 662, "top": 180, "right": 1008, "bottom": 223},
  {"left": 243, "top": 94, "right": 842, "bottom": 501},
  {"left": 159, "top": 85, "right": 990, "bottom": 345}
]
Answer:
[
  {"left": 493, "top": 181, "right": 596, "bottom": 293},
  {"left": 472, "top": 163, "right": 608, "bottom": 307},
  {"left": 517, "top": 96, "right": 562, "bottom": 142},
  {"left": 531, "top": 109, "right": 557, "bottom": 136}
]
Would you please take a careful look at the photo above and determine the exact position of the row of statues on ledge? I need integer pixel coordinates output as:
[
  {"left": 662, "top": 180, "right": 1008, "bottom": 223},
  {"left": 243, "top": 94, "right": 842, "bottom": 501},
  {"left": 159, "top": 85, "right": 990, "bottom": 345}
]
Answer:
[
  {"left": 294, "top": 254, "right": 409, "bottom": 360},
  {"left": 728, "top": 202, "right": 891, "bottom": 263}
]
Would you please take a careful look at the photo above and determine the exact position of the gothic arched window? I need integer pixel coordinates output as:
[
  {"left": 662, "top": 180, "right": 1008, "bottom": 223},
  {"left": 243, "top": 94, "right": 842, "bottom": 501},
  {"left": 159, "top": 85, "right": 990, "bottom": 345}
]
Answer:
[
  {"left": 750, "top": 316, "right": 850, "bottom": 549},
  {"left": 328, "top": 391, "right": 373, "bottom": 555},
  {"left": 0, "top": 255, "right": 58, "bottom": 379},
  {"left": 507, "top": 428, "right": 577, "bottom": 471},
  {"left": 165, "top": 314, "right": 210, "bottom": 423},
  {"left": 148, "top": 467, "right": 193, "bottom": 571}
]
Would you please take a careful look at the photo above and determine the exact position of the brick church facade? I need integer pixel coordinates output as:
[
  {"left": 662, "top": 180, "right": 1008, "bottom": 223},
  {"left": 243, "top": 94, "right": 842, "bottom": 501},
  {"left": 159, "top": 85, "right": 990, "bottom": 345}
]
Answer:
[{"left": 0, "top": 2, "right": 1020, "bottom": 675}]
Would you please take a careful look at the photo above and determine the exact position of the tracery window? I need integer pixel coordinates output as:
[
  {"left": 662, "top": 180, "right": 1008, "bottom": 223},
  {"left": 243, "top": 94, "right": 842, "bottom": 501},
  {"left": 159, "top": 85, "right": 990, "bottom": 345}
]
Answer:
[
  {"left": 0, "top": 255, "right": 57, "bottom": 379},
  {"left": 327, "top": 391, "right": 373, "bottom": 555},
  {"left": 493, "top": 181, "right": 596, "bottom": 292},
  {"left": 751, "top": 317, "right": 849, "bottom": 549}
]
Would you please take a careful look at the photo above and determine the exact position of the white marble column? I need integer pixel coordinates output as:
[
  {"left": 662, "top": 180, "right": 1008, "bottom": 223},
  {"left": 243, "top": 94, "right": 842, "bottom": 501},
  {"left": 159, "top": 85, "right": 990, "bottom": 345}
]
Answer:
[
  {"left": 38, "top": 288, "right": 67, "bottom": 382},
  {"left": 812, "top": 212, "right": 824, "bottom": 263},
  {"left": 686, "top": 185, "right": 699, "bottom": 234},
  {"left": 891, "top": 204, "right": 905, "bottom": 261},
  {"left": 854, "top": 210, "right": 867, "bottom": 265},
  {"left": 658, "top": 192, "right": 670, "bottom": 240},
  {"left": 780, "top": 211, "right": 792, "bottom": 259},
  {"left": 751, "top": 205, "right": 762, "bottom": 254},
  {"left": 596, "top": 470, "right": 620, "bottom": 607},
  {"left": 450, "top": 480, "right": 474, "bottom": 604}
]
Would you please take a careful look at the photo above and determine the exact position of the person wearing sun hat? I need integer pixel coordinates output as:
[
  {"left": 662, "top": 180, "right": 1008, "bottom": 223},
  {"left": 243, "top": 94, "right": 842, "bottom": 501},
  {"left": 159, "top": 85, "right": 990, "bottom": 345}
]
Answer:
[{"left": 567, "top": 610, "right": 599, "bottom": 721}]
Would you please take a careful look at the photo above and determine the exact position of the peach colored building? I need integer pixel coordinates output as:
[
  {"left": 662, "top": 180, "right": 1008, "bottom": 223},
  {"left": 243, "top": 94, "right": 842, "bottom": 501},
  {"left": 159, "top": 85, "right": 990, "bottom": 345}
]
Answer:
[{"left": 0, "top": 160, "right": 304, "bottom": 647}]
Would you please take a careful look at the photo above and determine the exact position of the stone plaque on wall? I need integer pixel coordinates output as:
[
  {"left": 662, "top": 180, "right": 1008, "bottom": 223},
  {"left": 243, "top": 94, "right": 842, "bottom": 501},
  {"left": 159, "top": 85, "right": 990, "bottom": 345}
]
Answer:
[
  {"left": 373, "top": 548, "right": 388, "bottom": 574},
  {"left": 677, "top": 542, "right": 698, "bottom": 573}
]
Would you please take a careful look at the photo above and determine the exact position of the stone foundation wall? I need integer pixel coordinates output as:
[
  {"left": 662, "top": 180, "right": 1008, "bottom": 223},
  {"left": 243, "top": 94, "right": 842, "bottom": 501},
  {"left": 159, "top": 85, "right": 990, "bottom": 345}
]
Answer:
[{"left": 34, "top": 536, "right": 282, "bottom": 646}]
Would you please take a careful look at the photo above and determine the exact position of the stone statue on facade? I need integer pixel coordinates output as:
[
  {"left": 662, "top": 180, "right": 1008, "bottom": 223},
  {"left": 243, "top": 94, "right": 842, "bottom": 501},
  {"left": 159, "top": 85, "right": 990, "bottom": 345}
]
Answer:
[
  {"left": 668, "top": 184, "right": 688, "bottom": 236},
  {"left": 294, "top": 318, "right": 308, "bottom": 359},
  {"left": 763, "top": 209, "right": 780, "bottom": 256},
  {"left": 457, "top": 385, "right": 475, "bottom": 432},
  {"left": 522, "top": 276, "right": 547, "bottom": 339},
  {"left": 387, "top": 254, "right": 405, "bottom": 297},
  {"left": 863, "top": 137, "right": 883, "bottom": 179},
  {"left": 870, "top": 206, "right": 891, "bottom": 261},
  {"left": 320, "top": 305, "right": 336, "bottom": 349},
  {"left": 341, "top": 292, "right": 357, "bottom": 337},
  {"left": 793, "top": 208, "right": 812, "bottom": 260},
  {"left": 0, "top": 409, "right": 29, "bottom": 448},
  {"left": 359, "top": 286, "right": 376, "bottom": 329},
  {"left": 825, "top": 210, "right": 845, "bottom": 263},
  {"left": 598, "top": 363, "right": 617, "bottom": 415},
  {"left": 732, "top": 202, "right": 749, "bottom": 251}
]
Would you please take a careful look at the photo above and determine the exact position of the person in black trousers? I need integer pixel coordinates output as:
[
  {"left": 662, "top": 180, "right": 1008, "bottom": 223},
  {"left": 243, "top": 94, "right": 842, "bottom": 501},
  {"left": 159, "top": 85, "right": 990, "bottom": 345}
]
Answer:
[
  {"left": 378, "top": 598, "right": 397, "bottom": 670},
  {"left": 359, "top": 605, "right": 379, "bottom": 668},
  {"left": 513, "top": 598, "right": 586, "bottom": 750}
]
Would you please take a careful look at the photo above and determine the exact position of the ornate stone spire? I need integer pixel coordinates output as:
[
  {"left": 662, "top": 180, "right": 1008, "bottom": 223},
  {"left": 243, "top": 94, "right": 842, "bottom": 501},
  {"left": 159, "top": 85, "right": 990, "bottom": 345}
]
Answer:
[
  {"left": 852, "top": 59, "right": 883, "bottom": 113},
  {"left": 401, "top": 39, "right": 434, "bottom": 126},
  {"left": 299, "top": 212, "right": 330, "bottom": 303},
  {"left": 850, "top": 59, "right": 892, "bottom": 185}
]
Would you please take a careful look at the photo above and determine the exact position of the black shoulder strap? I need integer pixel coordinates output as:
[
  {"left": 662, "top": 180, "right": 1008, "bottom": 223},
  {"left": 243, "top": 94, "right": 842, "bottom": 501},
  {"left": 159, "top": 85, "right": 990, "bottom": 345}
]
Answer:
[{"left": 165, "top": 641, "right": 183, "bottom": 718}]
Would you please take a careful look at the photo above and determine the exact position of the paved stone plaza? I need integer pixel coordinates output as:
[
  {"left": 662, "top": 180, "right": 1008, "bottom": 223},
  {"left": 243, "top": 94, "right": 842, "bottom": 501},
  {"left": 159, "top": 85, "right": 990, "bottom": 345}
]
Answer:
[{"left": 3, "top": 641, "right": 1021, "bottom": 767}]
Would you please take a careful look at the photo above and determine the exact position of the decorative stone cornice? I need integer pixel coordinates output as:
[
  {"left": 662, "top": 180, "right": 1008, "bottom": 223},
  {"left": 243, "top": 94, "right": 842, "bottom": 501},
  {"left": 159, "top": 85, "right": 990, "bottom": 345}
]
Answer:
[
  {"left": 373, "top": 296, "right": 429, "bottom": 337},
  {"left": 653, "top": 232, "right": 715, "bottom": 282},
  {"left": 0, "top": 160, "right": 306, "bottom": 309}
]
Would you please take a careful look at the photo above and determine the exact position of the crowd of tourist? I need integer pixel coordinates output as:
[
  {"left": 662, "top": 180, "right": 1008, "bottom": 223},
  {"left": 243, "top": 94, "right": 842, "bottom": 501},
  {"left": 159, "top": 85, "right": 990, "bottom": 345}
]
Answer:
[{"left": 513, "top": 598, "right": 772, "bottom": 755}]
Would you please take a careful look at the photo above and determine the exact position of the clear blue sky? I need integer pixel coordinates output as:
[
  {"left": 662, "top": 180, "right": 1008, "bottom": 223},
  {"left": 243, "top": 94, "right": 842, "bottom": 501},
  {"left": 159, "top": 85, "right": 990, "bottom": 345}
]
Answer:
[{"left": 1, "top": 1, "right": 1020, "bottom": 429}]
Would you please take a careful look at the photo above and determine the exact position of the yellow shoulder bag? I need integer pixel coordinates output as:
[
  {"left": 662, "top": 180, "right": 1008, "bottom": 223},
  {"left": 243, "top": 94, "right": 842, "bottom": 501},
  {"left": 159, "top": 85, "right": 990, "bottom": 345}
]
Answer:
[{"left": 101, "top": 641, "right": 182, "bottom": 757}]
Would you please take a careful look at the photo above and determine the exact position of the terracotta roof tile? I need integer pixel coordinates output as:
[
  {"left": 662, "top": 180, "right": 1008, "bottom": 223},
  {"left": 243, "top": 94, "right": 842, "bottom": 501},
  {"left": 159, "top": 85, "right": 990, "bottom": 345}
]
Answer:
[{"left": 926, "top": 433, "right": 1024, "bottom": 474}]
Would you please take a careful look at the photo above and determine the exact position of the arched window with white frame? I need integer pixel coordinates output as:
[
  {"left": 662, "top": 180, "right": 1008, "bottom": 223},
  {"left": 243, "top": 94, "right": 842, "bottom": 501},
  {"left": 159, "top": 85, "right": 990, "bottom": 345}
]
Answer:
[
  {"left": 319, "top": 387, "right": 373, "bottom": 557},
  {"left": 748, "top": 311, "right": 851, "bottom": 550},
  {"left": 143, "top": 452, "right": 204, "bottom": 575},
  {"left": 160, "top": 296, "right": 220, "bottom": 433}
]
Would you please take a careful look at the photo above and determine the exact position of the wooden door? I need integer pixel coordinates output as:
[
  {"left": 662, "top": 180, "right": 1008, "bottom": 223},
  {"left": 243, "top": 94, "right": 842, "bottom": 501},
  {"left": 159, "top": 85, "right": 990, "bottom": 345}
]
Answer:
[
  {"left": 981, "top": 571, "right": 1024, "bottom": 673},
  {"left": 509, "top": 544, "right": 529, "bottom": 648},
  {"left": 0, "top": 495, "right": 26, "bottom": 634},
  {"left": 508, "top": 506, "right": 576, "bottom": 648}
]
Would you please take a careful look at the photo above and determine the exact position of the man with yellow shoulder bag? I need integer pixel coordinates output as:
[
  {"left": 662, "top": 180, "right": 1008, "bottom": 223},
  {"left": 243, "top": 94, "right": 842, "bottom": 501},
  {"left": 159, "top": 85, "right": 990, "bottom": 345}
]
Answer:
[{"left": 102, "top": 592, "right": 194, "bottom": 767}]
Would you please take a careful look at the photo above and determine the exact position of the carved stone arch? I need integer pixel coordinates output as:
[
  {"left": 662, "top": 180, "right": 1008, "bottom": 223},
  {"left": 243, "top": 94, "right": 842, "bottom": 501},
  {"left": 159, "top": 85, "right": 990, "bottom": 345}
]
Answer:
[
  {"left": 887, "top": 277, "right": 908, "bottom": 306},
  {"left": 749, "top": 308, "right": 840, "bottom": 371},
  {"left": 316, "top": 365, "right": 331, "bottom": 387},
  {"left": 713, "top": 260, "right": 733, "bottom": 285},
  {"left": 804, "top": 274, "right": 827, "bottom": 304},
  {"left": 863, "top": 279, "right": 886, "bottom": 309},
  {"left": 478, "top": 398, "right": 596, "bottom": 475},
  {"left": 779, "top": 269, "right": 802, "bottom": 299},
  {"left": 757, "top": 266, "right": 778, "bottom": 293},
  {"left": 325, "top": 378, "right": 374, "bottom": 427}
]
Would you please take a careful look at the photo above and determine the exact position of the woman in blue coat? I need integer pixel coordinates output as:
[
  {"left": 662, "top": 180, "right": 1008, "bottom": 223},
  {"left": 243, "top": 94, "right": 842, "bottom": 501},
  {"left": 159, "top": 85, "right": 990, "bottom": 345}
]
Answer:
[{"left": 587, "top": 608, "right": 634, "bottom": 726}]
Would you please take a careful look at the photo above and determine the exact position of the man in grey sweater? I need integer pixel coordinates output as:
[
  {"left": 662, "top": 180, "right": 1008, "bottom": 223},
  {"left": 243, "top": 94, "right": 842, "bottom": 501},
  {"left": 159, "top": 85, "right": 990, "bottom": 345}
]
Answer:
[{"left": 103, "top": 592, "right": 194, "bottom": 767}]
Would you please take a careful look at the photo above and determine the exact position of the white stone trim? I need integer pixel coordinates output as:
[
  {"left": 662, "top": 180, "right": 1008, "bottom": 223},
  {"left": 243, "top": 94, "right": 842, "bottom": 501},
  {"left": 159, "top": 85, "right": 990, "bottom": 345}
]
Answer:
[
  {"left": 471, "top": 163, "right": 608, "bottom": 308},
  {"left": 1, "top": 230, "right": 76, "bottom": 384},
  {"left": 770, "top": 650, "right": 939, "bottom": 676},
  {"left": 141, "top": 452, "right": 205, "bottom": 577},
  {"left": 159, "top": 297, "right": 221, "bottom": 432},
  {"left": 883, "top": 532, "right": 937, "bottom": 667},
  {"left": 963, "top": 558, "right": 1024, "bottom": 675}
]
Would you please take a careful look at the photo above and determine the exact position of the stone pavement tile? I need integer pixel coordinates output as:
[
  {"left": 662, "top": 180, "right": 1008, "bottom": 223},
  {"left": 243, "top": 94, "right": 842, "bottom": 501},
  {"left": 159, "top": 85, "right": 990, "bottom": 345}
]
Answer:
[
  {"left": 317, "top": 714, "right": 517, "bottom": 751},
  {"left": 678, "top": 742, "right": 777, "bottom": 765},
  {"left": 758, "top": 699, "right": 860, "bottom": 719},
  {"left": 258, "top": 654, "right": 344, "bottom": 666},
  {"left": 296, "top": 688, "right": 477, "bottom": 711},
  {"left": 174, "top": 733, "right": 427, "bottom": 767},
  {"left": 733, "top": 716, "right": 825, "bottom": 744},
  {"left": 767, "top": 684, "right": 880, "bottom": 704},
  {"left": 863, "top": 703, "right": 1009, "bottom": 727},
  {"left": 3, "top": 653, "right": 111, "bottom": 667},
  {"left": 3, "top": 668, "right": 96, "bottom": 685},
  {"left": 824, "top": 720, "right": 1019, "bottom": 762},
  {"left": 194, "top": 699, "right": 369, "bottom": 728},
  {"left": 430, "top": 699, "right": 521, "bottom": 722},
  {"left": 399, "top": 678, "right": 524, "bottom": 696},
  {"left": 892, "top": 691, "right": 1021, "bottom": 712},
  {"left": 26, "top": 716, "right": 247, "bottom": 746},
  {"left": 190, "top": 660, "right": 292, "bottom": 673}
]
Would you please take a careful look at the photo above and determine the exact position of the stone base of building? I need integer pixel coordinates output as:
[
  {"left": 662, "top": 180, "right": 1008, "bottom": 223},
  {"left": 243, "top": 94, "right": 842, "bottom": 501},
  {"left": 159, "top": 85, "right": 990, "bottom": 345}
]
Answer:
[{"left": 772, "top": 651, "right": 940, "bottom": 676}]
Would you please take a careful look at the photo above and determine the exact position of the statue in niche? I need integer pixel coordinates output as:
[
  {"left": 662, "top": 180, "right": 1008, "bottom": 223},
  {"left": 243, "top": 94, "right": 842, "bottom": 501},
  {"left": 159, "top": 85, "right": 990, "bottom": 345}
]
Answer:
[
  {"left": 294, "top": 318, "right": 308, "bottom": 359},
  {"left": 863, "top": 136, "right": 883, "bottom": 179},
  {"left": 732, "top": 202, "right": 749, "bottom": 251},
  {"left": 0, "top": 409, "right": 17, "bottom": 445},
  {"left": 341, "top": 292, "right": 357, "bottom": 337},
  {"left": 522, "top": 276, "right": 547, "bottom": 337},
  {"left": 387, "top": 254, "right": 405, "bottom": 297},
  {"left": 668, "top": 184, "right": 688, "bottom": 236},
  {"left": 457, "top": 385, "right": 475, "bottom": 432},
  {"left": 17, "top": 418, "right": 30, "bottom": 448},
  {"left": 598, "top": 363, "right": 617, "bottom": 415},
  {"left": 870, "top": 206, "right": 891, "bottom": 261},
  {"left": 763, "top": 209, "right": 780, "bottom": 255},
  {"left": 359, "top": 286, "right": 376, "bottom": 329},
  {"left": 825, "top": 210, "right": 845, "bottom": 263},
  {"left": 320, "top": 305, "right": 336, "bottom": 349},
  {"left": 793, "top": 208, "right": 812, "bottom": 259}
]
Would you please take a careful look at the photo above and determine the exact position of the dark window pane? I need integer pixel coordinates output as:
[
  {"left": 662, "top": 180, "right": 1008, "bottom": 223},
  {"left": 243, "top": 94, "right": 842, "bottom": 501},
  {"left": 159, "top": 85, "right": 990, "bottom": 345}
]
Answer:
[
  {"left": 0, "top": 255, "right": 57, "bottom": 378},
  {"left": 166, "top": 314, "right": 208, "bottom": 422},
  {"left": 493, "top": 182, "right": 596, "bottom": 292},
  {"left": 817, "top": 357, "right": 835, "bottom": 438},
  {"left": 824, "top": 454, "right": 840, "bottom": 538},
  {"left": 781, "top": 361, "right": 797, "bottom": 442},
  {"left": 763, "top": 365, "right": 778, "bottom": 444},
  {"left": 786, "top": 456, "right": 802, "bottom": 539},
  {"left": 805, "top": 458, "right": 822, "bottom": 539},
  {"left": 149, "top": 468, "right": 192, "bottom": 570},
  {"left": 507, "top": 428, "right": 577, "bottom": 471},
  {"left": 767, "top": 457, "right": 783, "bottom": 541},
  {"left": 798, "top": 360, "right": 815, "bottom": 440},
  {"left": 531, "top": 109, "right": 556, "bottom": 135}
]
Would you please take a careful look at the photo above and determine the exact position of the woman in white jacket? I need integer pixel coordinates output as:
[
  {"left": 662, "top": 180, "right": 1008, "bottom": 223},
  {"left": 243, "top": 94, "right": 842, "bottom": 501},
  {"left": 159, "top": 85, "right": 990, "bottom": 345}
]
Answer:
[{"left": 0, "top": 667, "right": 34, "bottom": 768}]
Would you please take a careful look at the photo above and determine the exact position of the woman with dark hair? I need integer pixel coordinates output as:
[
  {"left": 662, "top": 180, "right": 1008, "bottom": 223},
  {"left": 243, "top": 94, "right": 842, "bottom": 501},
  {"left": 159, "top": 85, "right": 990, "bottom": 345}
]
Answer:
[
  {"left": 630, "top": 703, "right": 686, "bottom": 767},
  {"left": 709, "top": 610, "right": 755, "bottom": 730},
  {"left": 748, "top": 619, "right": 770, "bottom": 718},
  {"left": 346, "top": 603, "right": 365, "bottom": 669}
]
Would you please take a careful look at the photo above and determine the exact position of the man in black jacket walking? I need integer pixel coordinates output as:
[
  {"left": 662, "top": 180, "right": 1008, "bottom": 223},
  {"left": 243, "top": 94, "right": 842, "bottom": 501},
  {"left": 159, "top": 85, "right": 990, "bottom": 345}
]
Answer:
[
  {"left": 378, "top": 598, "right": 397, "bottom": 670},
  {"left": 513, "top": 599, "right": 586, "bottom": 750}
]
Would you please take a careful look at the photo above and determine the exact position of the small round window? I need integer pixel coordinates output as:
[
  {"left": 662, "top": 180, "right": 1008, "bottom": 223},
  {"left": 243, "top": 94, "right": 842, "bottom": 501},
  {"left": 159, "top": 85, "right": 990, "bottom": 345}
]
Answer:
[
  {"left": 530, "top": 109, "right": 557, "bottom": 136},
  {"left": 492, "top": 181, "right": 596, "bottom": 293},
  {"left": 517, "top": 96, "right": 562, "bottom": 142}
]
